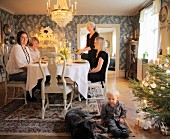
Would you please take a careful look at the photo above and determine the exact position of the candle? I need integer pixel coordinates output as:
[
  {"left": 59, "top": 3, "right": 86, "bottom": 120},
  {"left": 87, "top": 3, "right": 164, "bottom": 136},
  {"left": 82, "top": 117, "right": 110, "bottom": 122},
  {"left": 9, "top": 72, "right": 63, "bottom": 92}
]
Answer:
[
  {"left": 69, "top": 0, "right": 71, "bottom": 7},
  {"left": 58, "top": 57, "right": 61, "bottom": 64},
  {"left": 75, "top": 2, "right": 77, "bottom": 10},
  {"left": 60, "top": 41, "right": 62, "bottom": 47},
  {"left": 144, "top": 100, "right": 147, "bottom": 107},
  {"left": 134, "top": 30, "right": 137, "bottom": 39},
  {"left": 6, "top": 46, "right": 8, "bottom": 54},
  {"left": 49, "top": 36, "right": 51, "bottom": 44},
  {"left": 48, "top": 0, "right": 50, "bottom": 7},
  {"left": 156, "top": 58, "right": 159, "bottom": 65},
  {"left": 55, "top": 46, "right": 58, "bottom": 53},
  {"left": 167, "top": 47, "right": 170, "bottom": 54},
  {"left": 47, "top": 2, "right": 49, "bottom": 9},
  {"left": 69, "top": 42, "right": 71, "bottom": 47},
  {"left": 142, "top": 80, "right": 145, "bottom": 85},
  {"left": 71, "top": 4, "right": 73, "bottom": 12}
]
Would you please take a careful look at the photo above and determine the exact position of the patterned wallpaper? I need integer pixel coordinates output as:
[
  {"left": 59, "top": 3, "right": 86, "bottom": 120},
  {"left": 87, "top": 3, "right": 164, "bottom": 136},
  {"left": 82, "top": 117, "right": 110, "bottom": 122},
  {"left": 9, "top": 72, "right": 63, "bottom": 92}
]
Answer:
[
  {"left": 0, "top": 10, "right": 15, "bottom": 40},
  {"left": 0, "top": 9, "right": 139, "bottom": 70}
]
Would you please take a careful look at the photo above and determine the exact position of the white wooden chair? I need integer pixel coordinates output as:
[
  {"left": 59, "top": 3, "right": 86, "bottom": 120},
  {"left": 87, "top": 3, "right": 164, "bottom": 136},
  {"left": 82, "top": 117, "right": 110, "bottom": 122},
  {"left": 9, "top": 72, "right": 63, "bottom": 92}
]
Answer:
[
  {"left": 0, "top": 54, "right": 5, "bottom": 85},
  {"left": 1, "top": 54, "right": 27, "bottom": 104},
  {"left": 39, "top": 52, "right": 74, "bottom": 119},
  {"left": 57, "top": 53, "right": 81, "bottom": 101},
  {"left": 86, "top": 54, "right": 110, "bottom": 105}
]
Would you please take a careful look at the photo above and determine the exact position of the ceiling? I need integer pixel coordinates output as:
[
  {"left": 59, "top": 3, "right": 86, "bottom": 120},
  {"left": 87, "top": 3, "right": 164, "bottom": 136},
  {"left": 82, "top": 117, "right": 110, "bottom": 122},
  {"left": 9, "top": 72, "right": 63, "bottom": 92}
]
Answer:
[{"left": 0, "top": 0, "right": 150, "bottom": 16}]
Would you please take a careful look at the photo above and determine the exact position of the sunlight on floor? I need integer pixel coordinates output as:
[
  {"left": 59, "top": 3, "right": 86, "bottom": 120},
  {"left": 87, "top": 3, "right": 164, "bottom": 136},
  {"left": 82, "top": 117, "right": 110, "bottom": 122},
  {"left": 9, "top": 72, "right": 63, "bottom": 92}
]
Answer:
[{"left": 107, "top": 71, "right": 116, "bottom": 90}]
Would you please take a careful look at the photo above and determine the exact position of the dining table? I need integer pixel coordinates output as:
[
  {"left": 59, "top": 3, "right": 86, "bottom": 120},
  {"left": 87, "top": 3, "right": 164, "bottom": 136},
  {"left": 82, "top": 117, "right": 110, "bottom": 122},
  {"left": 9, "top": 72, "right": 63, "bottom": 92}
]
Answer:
[{"left": 26, "top": 60, "right": 90, "bottom": 99}]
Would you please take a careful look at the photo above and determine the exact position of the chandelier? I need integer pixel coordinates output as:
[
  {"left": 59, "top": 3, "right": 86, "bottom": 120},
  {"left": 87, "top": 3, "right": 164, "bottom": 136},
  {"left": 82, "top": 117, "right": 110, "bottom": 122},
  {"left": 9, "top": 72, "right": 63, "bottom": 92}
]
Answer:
[{"left": 47, "top": 0, "right": 77, "bottom": 27}]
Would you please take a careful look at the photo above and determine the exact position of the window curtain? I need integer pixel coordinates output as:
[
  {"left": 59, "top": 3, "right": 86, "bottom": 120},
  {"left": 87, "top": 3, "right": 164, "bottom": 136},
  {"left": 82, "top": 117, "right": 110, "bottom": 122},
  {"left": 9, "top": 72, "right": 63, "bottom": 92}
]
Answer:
[
  {"left": 152, "top": 0, "right": 161, "bottom": 14},
  {"left": 137, "top": 0, "right": 161, "bottom": 80}
]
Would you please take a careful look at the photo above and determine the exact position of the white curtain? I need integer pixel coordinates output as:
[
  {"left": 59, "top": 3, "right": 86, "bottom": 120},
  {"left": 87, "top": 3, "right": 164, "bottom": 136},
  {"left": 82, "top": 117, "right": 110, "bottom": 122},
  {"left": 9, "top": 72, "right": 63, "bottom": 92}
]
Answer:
[
  {"left": 137, "top": 0, "right": 161, "bottom": 80},
  {"left": 152, "top": 0, "right": 161, "bottom": 14}
]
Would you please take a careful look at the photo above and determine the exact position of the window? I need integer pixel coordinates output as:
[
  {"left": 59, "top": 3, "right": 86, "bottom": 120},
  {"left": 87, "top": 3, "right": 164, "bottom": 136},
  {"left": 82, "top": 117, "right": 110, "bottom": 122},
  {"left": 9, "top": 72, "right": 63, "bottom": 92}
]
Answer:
[
  {"left": 137, "top": 4, "right": 160, "bottom": 80},
  {"left": 138, "top": 6, "right": 159, "bottom": 61}
]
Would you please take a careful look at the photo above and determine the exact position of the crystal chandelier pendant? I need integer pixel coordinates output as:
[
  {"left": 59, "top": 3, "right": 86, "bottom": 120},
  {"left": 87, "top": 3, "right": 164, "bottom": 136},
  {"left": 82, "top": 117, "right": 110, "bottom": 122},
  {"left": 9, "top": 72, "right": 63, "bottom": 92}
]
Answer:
[{"left": 47, "top": 0, "right": 77, "bottom": 27}]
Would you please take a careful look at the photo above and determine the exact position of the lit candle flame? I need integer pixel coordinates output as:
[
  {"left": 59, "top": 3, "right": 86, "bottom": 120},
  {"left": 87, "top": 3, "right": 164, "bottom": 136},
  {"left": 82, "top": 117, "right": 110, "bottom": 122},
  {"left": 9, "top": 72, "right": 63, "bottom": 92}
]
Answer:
[
  {"left": 167, "top": 47, "right": 170, "bottom": 54},
  {"left": 75, "top": 2, "right": 77, "bottom": 10},
  {"left": 144, "top": 100, "right": 147, "bottom": 106}
]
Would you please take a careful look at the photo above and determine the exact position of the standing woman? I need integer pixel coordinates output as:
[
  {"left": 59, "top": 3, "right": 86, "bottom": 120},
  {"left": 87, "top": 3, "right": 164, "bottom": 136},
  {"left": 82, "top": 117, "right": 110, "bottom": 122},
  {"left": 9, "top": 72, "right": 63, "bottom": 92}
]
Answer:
[
  {"left": 88, "top": 37, "right": 108, "bottom": 83},
  {"left": 28, "top": 37, "right": 40, "bottom": 62},
  {"left": 77, "top": 21, "right": 99, "bottom": 69}
]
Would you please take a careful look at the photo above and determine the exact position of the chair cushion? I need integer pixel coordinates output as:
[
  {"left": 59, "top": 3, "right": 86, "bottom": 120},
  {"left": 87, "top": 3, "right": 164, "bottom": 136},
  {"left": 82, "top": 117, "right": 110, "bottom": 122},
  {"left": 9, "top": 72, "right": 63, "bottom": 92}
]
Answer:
[
  {"left": 45, "top": 83, "right": 72, "bottom": 94},
  {"left": 58, "top": 77, "right": 74, "bottom": 84},
  {"left": 8, "top": 81, "right": 26, "bottom": 84},
  {"left": 7, "top": 81, "right": 26, "bottom": 88},
  {"left": 88, "top": 81, "right": 103, "bottom": 87}
]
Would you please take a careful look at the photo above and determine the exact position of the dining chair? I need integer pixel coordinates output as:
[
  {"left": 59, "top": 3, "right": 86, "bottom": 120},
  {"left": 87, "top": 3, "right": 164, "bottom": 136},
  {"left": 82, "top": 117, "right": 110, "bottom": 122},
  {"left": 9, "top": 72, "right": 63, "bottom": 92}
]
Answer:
[
  {"left": 0, "top": 54, "right": 5, "bottom": 86},
  {"left": 1, "top": 54, "right": 27, "bottom": 104},
  {"left": 86, "top": 54, "right": 110, "bottom": 105},
  {"left": 57, "top": 53, "right": 81, "bottom": 101},
  {"left": 39, "top": 52, "right": 74, "bottom": 119}
]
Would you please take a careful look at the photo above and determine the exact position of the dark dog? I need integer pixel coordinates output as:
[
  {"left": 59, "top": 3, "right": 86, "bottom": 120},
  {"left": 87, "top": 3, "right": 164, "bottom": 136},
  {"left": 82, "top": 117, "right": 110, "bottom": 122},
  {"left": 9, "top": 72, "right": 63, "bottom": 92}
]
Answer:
[{"left": 65, "top": 109, "right": 108, "bottom": 139}]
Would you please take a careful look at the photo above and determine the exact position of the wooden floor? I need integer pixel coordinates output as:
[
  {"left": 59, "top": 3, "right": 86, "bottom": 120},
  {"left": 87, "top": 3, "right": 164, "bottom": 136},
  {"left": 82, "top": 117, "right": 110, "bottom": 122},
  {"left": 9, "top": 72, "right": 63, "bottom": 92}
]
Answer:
[{"left": 0, "top": 71, "right": 169, "bottom": 139}]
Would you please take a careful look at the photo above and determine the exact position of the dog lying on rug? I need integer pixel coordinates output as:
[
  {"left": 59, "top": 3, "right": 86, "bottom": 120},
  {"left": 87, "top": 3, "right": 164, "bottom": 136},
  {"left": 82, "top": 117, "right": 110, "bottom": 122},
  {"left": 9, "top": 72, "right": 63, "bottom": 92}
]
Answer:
[{"left": 65, "top": 109, "right": 108, "bottom": 139}]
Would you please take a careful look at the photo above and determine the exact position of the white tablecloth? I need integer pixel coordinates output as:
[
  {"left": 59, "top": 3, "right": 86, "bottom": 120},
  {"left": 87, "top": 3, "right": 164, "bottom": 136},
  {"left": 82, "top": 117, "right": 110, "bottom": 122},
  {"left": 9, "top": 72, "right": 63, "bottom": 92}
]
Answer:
[{"left": 26, "top": 62, "right": 90, "bottom": 99}]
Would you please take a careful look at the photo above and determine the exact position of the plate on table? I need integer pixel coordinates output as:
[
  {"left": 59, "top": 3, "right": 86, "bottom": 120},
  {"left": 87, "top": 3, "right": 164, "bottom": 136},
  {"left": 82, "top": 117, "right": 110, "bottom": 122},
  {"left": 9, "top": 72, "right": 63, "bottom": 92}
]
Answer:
[
  {"left": 72, "top": 59, "right": 88, "bottom": 63},
  {"left": 34, "top": 60, "right": 47, "bottom": 64}
]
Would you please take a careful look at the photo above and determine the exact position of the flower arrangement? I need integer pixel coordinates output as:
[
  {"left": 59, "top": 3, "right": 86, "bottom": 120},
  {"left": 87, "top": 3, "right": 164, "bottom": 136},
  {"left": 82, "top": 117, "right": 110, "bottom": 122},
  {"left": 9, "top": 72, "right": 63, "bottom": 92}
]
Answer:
[{"left": 60, "top": 46, "right": 69, "bottom": 60}]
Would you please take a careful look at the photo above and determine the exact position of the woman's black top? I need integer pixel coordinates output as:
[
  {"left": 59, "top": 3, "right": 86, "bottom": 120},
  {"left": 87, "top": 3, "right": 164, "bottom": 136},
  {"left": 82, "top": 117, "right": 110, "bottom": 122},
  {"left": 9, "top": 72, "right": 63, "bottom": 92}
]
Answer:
[
  {"left": 86, "top": 32, "right": 99, "bottom": 69},
  {"left": 88, "top": 51, "right": 108, "bottom": 83},
  {"left": 86, "top": 32, "right": 99, "bottom": 49}
]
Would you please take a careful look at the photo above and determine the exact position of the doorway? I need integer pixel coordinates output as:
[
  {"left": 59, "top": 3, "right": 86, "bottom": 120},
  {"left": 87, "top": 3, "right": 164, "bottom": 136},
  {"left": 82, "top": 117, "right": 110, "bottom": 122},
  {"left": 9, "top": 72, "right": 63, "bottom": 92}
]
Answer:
[{"left": 77, "top": 24, "right": 120, "bottom": 77}]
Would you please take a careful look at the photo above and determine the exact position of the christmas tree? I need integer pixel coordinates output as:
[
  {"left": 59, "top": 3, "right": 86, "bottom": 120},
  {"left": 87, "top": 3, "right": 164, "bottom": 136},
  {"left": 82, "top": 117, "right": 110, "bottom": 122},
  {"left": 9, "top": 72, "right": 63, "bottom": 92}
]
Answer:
[{"left": 129, "top": 55, "right": 170, "bottom": 124}]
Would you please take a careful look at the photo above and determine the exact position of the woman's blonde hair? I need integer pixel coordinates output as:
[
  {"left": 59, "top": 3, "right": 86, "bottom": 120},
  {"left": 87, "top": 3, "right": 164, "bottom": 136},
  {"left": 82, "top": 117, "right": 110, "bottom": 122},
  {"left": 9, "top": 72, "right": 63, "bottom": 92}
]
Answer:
[
  {"left": 107, "top": 89, "right": 120, "bottom": 99},
  {"left": 86, "top": 21, "right": 96, "bottom": 31},
  {"left": 95, "top": 37, "right": 105, "bottom": 51},
  {"left": 29, "top": 37, "right": 39, "bottom": 47}
]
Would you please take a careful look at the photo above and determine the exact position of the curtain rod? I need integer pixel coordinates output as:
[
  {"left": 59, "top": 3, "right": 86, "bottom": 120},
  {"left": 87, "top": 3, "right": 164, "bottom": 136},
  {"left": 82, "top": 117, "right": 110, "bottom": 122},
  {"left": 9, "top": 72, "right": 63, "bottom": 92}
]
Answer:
[{"left": 139, "top": 0, "right": 154, "bottom": 12}]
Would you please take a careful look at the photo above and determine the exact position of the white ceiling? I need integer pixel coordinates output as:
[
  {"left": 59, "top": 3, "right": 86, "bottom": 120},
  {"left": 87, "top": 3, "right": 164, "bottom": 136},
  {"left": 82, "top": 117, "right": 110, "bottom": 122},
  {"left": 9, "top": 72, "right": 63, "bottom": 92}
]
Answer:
[{"left": 0, "top": 0, "right": 150, "bottom": 16}]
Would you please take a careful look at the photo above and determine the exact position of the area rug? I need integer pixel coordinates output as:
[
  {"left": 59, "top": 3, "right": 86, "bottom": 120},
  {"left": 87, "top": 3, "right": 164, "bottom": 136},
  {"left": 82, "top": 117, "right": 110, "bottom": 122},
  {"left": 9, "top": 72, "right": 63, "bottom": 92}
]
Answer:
[
  {"left": 0, "top": 92, "right": 103, "bottom": 136},
  {"left": 0, "top": 93, "right": 135, "bottom": 137}
]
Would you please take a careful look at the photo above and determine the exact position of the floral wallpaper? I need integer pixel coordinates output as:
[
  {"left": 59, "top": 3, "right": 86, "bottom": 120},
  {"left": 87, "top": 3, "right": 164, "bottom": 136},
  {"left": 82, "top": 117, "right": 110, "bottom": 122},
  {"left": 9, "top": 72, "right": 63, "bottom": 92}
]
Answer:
[
  {"left": 0, "top": 9, "right": 139, "bottom": 70},
  {"left": 0, "top": 10, "right": 15, "bottom": 40}
]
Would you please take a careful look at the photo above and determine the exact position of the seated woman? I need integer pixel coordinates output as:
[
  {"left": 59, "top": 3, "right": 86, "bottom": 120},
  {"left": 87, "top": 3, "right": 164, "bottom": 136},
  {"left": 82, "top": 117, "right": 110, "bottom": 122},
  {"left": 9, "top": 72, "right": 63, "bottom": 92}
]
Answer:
[
  {"left": 28, "top": 37, "right": 40, "bottom": 62},
  {"left": 6, "top": 31, "right": 32, "bottom": 82},
  {"left": 88, "top": 36, "right": 108, "bottom": 85},
  {"left": 6, "top": 31, "right": 37, "bottom": 102}
]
